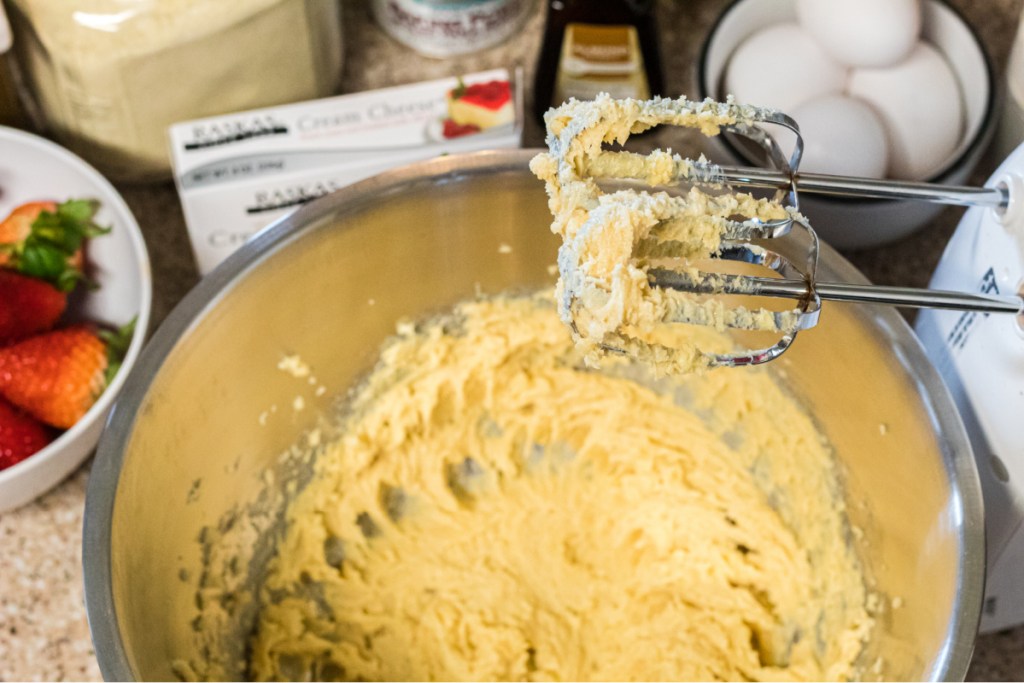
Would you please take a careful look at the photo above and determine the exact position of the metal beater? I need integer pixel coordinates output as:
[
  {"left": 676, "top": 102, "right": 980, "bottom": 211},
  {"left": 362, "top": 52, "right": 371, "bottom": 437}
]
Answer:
[{"left": 579, "top": 104, "right": 1024, "bottom": 368}]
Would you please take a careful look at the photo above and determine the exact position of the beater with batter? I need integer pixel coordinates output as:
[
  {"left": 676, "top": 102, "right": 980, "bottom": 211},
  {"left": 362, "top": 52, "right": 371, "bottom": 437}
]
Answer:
[{"left": 531, "top": 94, "right": 1024, "bottom": 370}]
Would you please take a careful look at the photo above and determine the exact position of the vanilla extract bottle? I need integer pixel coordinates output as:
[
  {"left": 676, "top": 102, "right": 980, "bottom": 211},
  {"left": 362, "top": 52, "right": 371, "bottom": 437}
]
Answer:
[{"left": 532, "top": 0, "right": 664, "bottom": 123}]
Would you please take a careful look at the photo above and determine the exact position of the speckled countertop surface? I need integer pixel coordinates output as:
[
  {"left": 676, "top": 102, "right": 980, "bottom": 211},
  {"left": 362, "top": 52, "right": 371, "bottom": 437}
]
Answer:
[{"left": 2, "top": 0, "right": 1024, "bottom": 680}]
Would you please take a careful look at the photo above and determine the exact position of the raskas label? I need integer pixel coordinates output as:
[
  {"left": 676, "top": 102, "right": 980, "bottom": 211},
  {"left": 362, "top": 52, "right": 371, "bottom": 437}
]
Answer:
[
  {"left": 184, "top": 115, "right": 289, "bottom": 151},
  {"left": 182, "top": 97, "right": 444, "bottom": 151},
  {"left": 246, "top": 180, "right": 346, "bottom": 214},
  {"left": 167, "top": 68, "right": 521, "bottom": 275}
]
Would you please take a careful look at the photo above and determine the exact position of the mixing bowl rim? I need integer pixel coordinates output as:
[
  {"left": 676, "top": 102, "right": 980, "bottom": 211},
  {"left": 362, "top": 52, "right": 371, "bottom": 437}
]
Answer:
[{"left": 82, "top": 149, "right": 984, "bottom": 681}]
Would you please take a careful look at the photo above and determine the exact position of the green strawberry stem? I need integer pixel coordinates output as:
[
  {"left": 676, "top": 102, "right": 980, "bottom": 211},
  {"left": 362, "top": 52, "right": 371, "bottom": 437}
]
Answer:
[
  {"left": 100, "top": 317, "right": 137, "bottom": 386},
  {"left": 3, "top": 199, "right": 110, "bottom": 292},
  {"left": 451, "top": 76, "right": 467, "bottom": 100}
]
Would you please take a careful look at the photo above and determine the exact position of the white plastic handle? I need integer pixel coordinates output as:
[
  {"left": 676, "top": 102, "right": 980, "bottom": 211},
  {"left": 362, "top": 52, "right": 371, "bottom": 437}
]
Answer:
[
  {"left": 996, "top": 171, "right": 1024, "bottom": 229},
  {"left": 0, "top": 3, "right": 11, "bottom": 54}
]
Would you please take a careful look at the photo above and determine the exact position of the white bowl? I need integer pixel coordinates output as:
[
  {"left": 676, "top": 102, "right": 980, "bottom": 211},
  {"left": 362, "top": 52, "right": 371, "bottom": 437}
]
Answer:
[
  {"left": 0, "top": 126, "right": 151, "bottom": 512},
  {"left": 697, "top": 0, "right": 998, "bottom": 249}
]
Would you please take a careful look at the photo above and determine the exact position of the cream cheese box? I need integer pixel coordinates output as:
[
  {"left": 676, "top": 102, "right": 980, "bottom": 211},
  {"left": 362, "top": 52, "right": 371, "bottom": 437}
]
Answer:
[{"left": 168, "top": 68, "right": 522, "bottom": 274}]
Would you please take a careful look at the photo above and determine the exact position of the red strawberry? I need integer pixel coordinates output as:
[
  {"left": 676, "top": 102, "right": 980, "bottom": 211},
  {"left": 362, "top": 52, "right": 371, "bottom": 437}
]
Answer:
[
  {"left": 455, "top": 80, "right": 511, "bottom": 111},
  {"left": 0, "top": 396, "right": 53, "bottom": 470},
  {"left": 0, "top": 199, "right": 108, "bottom": 292},
  {"left": 0, "top": 202, "right": 57, "bottom": 250},
  {"left": 0, "top": 321, "right": 134, "bottom": 429},
  {"left": 0, "top": 270, "right": 68, "bottom": 344},
  {"left": 442, "top": 119, "right": 481, "bottom": 138}
]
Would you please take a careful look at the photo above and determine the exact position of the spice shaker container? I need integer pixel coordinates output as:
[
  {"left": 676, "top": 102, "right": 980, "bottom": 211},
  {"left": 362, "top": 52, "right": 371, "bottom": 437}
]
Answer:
[
  {"left": 3, "top": 0, "right": 345, "bottom": 182},
  {"left": 371, "top": 0, "right": 535, "bottom": 58}
]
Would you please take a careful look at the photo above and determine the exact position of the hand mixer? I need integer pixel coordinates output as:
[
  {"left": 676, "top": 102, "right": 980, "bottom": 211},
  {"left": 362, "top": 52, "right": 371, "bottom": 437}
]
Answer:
[{"left": 537, "top": 95, "right": 1024, "bottom": 368}]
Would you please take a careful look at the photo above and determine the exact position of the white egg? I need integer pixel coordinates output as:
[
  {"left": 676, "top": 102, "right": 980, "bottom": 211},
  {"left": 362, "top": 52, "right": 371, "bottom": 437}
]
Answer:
[
  {"left": 724, "top": 23, "right": 846, "bottom": 113},
  {"left": 789, "top": 95, "right": 889, "bottom": 178},
  {"left": 848, "top": 42, "right": 963, "bottom": 180},
  {"left": 797, "top": 0, "right": 921, "bottom": 68}
]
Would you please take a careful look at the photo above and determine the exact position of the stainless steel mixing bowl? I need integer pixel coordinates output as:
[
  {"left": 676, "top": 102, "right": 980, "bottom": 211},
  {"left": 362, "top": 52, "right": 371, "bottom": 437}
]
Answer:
[{"left": 84, "top": 150, "right": 984, "bottom": 681}]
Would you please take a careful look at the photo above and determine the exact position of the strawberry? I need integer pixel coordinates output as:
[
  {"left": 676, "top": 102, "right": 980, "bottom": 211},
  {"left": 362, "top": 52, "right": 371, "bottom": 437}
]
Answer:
[
  {"left": 453, "top": 79, "right": 511, "bottom": 111},
  {"left": 0, "top": 202, "right": 57, "bottom": 249},
  {"left": 0, "top": 396, "right": 53, "bottom": 471},
  {"left": 0, "top": 321, "right": 134, "bottom": 429},
  {"left": 0, "top": 270, "right": 68, "bottom": 344},
  {"left": 0, "top": 199, "right": 108, "bottom": 292},
  {"left": 442, "top": 119, "right": 481, "bottom": 138}
]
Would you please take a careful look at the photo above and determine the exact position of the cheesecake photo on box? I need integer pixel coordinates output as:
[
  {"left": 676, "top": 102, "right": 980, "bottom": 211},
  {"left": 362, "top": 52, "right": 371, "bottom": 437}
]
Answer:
[{"left": 441, "top": 77, "right": 514, "bottom": 138}]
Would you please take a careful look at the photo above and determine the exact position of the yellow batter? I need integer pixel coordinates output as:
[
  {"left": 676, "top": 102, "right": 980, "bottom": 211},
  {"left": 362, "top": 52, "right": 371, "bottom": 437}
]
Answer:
[
  {"left": 248, "top": 294, "right": 871, "bottom": 681},
  {"left": 530, "top": 94, "right": 803, "bottom": 372}
]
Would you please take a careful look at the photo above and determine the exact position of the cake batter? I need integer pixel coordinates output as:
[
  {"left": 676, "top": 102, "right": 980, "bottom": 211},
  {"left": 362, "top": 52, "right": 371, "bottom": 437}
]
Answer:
[
  {"left": 530, "top": 94, "right": 802, "bottom": 372},
  {"left": 248, "top": 294, "right": 871, "bottom": 681}
]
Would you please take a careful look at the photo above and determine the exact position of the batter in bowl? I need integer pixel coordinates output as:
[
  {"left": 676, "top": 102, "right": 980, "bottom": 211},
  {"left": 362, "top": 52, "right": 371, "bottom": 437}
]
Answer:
[{"left": 248, "top": 294, "right": 871, "bottom": 681}]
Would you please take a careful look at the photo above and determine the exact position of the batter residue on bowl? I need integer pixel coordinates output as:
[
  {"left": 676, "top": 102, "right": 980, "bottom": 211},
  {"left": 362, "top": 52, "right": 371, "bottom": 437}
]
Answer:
[{"left": 247, "top": 293, "right": 871, "bottom": 681}]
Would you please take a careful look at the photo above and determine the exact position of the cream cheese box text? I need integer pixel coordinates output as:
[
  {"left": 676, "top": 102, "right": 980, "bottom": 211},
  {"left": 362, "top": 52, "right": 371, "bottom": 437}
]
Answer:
[{"left": 169, "top": 68, "right": 522, "bottom": 274}]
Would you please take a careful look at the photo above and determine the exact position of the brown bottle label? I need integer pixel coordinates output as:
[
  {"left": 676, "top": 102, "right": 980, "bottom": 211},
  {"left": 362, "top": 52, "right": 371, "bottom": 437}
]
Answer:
[{"left": 554, "top": 23, "right": 650, "bottom": 104}]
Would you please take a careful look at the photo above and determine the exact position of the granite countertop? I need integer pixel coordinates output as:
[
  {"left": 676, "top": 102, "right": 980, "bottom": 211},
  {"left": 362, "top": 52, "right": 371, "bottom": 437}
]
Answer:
[{"left": 2, "top": 0, "right": 1024, "bottom": 680}]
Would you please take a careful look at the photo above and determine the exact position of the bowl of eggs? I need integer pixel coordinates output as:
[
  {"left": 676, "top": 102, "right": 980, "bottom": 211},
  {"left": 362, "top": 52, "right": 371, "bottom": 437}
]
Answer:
[{"left": 697, "top": 0, "right": 997, "bottom": 249}]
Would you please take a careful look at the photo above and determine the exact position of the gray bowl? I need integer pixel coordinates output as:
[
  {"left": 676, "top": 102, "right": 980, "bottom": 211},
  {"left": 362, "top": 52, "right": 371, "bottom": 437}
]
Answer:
[
  {"left": 84, "top": 150, "right": 983, "bottom": 680},
  {"left": 697, "top": 0, "right": 999, "bottom": 250}
]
